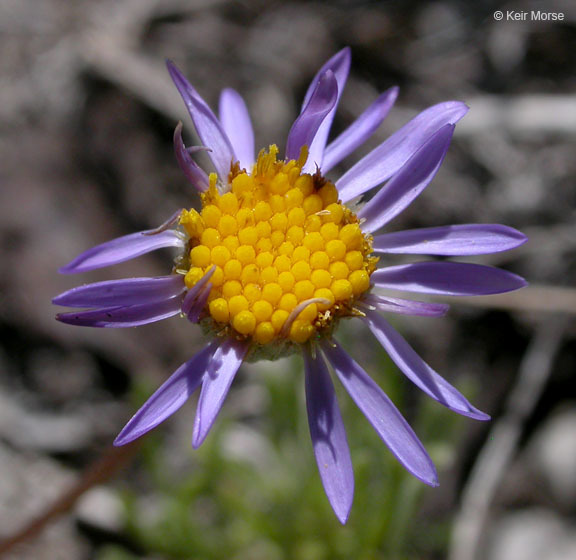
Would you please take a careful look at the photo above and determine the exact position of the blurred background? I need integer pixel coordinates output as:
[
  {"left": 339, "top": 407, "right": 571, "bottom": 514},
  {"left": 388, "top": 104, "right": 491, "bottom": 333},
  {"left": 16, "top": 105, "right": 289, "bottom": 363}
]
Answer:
[{"left": 1, "top": 0, "right": 575, "bottom": 558}]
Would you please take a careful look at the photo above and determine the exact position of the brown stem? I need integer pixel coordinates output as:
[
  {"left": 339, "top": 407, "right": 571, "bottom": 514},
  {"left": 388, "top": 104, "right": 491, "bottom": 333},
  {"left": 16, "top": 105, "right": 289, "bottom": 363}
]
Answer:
[{"left": 0, "top": 441, "right": 141, "bottom": 557}]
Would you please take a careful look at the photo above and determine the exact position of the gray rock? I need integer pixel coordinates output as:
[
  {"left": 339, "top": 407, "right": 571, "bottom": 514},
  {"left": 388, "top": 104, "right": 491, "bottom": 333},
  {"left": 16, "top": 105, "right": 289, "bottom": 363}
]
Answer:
[
  {"left": 0, "top": 390, "right": 92, "bottom": 453},
  {"left": 0, "top": 443, "right": 89, "bottom": 559},
  {"left": 487, "top": 509, "right": 570, "bottom": 560},
  {"left": 75, "top": 487, "right": 124, "bottom": 534},
  {"left": 528, "top": 405, "right": 576, "bottom": 508}
]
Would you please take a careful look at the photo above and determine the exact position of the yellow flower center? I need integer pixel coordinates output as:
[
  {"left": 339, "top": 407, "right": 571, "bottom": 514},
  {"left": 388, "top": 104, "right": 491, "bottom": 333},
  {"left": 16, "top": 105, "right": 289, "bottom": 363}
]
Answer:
[{"left": 178, "top": 145, "right": 377, "bottom": 349}]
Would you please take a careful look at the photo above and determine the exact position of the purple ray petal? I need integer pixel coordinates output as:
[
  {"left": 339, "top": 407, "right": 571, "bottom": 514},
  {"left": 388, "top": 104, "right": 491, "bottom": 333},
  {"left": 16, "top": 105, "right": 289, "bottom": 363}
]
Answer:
[
  {"left": 358, "top": 124, "right": 454, "bottom": 233},
  {"left": 362, "top": 310, "right": 489, "bottom": 420},
  {"left": 304, "top": 347, "right": 354, "bottom": 524},
  {"left": 192, "top": 338, "right": 248, "bottom": 448},
  {"left": 53, "top": 275, "right": 185, "bottom": 308},
  {"left": 114, "top": 342, "right": 216, "bottom": 446},
  {"left": 372, "top": 262, "right": 528, "bottom": 296},
  {"left": 322, "top": 339, "right": 438, "bottom": 486},
  {"left": 186, "top": 282, "right": 212, "bottom": 323},
  {"left": 56, "top": 296, "right": 182, "bottom": 328},
  {"left": 302, "top": 48, "right": 350, "bottom": 108},
  {"left": 373, "top": 224, "right": 528, "bottom": 255},
  {"left": 219, "top": 88, "right": 255, "bottom": 171},
  {"left": 181, "top": 265, "right": 215, "bottom": 315},
  {"left": 336, "top": 101, "right": 469, "bottom": 203},
  {"left": 173, "top": 122, "right": 210, "bottom": 191},
  {"left": 285, "top": 70, "right": 338, "bottom": 163},
  {"left": 322, "top": 87, "right": 399, "bottom": 172},
  {"left": 300, "top": 48, "right": 351, "bottom": 173},
  {"left": 167, "top": 60, "right": 236, "bottom": 178},
  {"left": 363, "top": 293, "right": 450, "bottom": 317},
  {"left": 59, "top": 229, "right": 184, "bottom": 274}
]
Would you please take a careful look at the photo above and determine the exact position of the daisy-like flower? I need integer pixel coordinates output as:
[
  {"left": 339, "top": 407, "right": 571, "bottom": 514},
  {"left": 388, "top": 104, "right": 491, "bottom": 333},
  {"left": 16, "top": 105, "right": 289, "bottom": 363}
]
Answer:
[{"left": 54, "top": 49, "right": 527, "bottom": 523}]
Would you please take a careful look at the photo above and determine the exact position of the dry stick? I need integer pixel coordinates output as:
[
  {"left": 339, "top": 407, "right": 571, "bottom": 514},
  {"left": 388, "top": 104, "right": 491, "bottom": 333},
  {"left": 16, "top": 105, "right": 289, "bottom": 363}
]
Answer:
[
  {"left": 448, "top": 318, "right": 567, "bottom": 560},
  {"left": 0, "top": 441, "right": 141, "bottom": 557},
  {"left": 442, "top": 285, "right": 576, "bottom": 315}
]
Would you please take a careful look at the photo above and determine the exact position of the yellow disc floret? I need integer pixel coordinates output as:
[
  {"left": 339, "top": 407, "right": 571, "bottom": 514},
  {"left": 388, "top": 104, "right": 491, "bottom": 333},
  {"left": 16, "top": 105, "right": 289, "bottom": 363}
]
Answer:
[{"left": 179, "top": 145, "right": 377, "bottom": 349}]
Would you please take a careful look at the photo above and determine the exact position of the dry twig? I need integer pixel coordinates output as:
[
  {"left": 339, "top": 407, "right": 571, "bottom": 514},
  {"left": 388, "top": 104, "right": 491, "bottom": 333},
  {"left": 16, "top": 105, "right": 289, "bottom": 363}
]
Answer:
[
  {"left": 0, "top": 442, "right": 141, "bottom": 558},
  {"left": 449, "top": 318, "right": 567, "bottom": 560},
  {"left": 443, "top": 285, "right": 576, "bottom": 315}
]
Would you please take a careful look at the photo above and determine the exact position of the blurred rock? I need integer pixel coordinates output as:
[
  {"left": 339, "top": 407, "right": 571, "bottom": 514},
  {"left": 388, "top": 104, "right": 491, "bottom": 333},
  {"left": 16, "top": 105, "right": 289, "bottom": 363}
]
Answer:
[
  {"left": 220, "top": 425, "right": 274, "bottom": 472},
  {"left": 0, "top": 389, "right": 93, "bottom": 453},
  {"left": 28, "top": 348, "right": 98, "bottom": 403},
  {"left": 243, "top": 4, "right": 331, "bottom": 87},
  {"left": 487, "top": 20, "right": 529, "bottom": 73},
  {"left": 528, "top": 405, "right": 576, "bottom": 509},
  {"left": 487, "top": 508, "right": 573, "bottom": 560},
  {"left": 0, "top": 443, "right": 88, "bottom": 559},
  {"left": 76, "top": 487, "right": 124, "bottom": 534}
]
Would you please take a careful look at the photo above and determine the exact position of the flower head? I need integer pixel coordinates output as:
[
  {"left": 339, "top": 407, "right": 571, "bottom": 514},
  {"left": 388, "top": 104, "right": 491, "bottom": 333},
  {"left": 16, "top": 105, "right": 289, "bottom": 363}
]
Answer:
[{"left": 54, "top": 48, "right": 527, "bottom": 523}]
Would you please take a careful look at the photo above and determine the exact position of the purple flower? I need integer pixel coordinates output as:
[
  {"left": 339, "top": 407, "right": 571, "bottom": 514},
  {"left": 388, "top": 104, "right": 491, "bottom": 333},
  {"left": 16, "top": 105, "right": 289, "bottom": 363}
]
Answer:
[{"left": 54, "top": 48, "right": 527, "bottom": 523}]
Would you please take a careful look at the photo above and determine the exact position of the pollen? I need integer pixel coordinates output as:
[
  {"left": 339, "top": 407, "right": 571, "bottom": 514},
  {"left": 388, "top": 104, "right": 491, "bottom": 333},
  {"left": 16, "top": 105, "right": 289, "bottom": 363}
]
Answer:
[{"left": 181, "top": 145, "right": 377, "bottom": 347}]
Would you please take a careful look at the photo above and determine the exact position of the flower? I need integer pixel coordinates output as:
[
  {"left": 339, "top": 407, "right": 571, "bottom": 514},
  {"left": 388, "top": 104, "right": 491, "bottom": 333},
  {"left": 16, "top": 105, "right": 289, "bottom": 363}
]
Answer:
[{"left": 53, "top": 48, "right": 527, "bottom": 523}]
